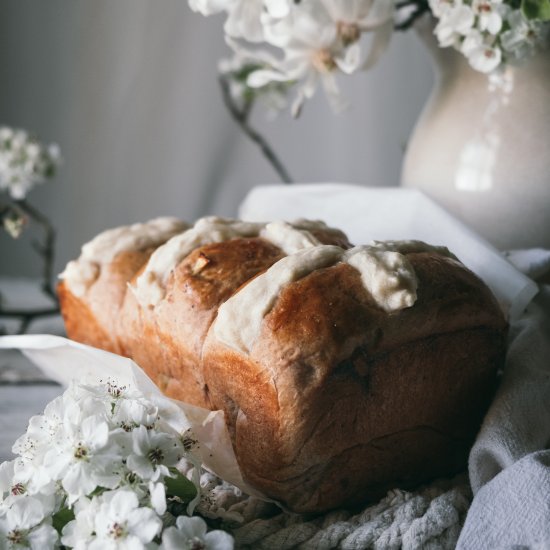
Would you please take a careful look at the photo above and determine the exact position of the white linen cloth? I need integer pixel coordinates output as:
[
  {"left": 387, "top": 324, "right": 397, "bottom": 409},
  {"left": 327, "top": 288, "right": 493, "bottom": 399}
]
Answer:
[
  {"left": 457, "top": 251, "right": 550, "bottom": 549},
  {"left": 239, "top": 184, "right": 538, "bottom": 320}
]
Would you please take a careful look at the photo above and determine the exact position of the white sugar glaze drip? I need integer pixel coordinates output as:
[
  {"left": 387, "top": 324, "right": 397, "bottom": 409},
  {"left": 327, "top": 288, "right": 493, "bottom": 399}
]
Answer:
[
  {"left": 369, "top": 240, "right": 456, "bottom": 259},
  {"left": 215, "top": 245, "right": 344, "bottom": 354},
  {"left": 214, "top": 243, "right": 425, "bottom": 354},
  {"left": 132, "top": 217, "right": 335, "bottom": 308},
  {"left": 60, "top": 217, "right": 189, "bottom": 297}
]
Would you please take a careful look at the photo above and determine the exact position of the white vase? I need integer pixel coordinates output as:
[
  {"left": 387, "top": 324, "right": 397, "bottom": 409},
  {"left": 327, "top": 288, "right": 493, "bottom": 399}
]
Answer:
[{"left": 401, "top": 16, "right": 550, "bottom": 251}]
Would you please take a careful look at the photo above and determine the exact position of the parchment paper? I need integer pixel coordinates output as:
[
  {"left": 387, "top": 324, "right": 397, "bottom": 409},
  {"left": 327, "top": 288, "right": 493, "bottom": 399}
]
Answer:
[
  {"left": 240, "top": 183, "right": 538, "bottom": 320},
  {"left": 0, "top": 334, "right": 262, "bottom": 499}
]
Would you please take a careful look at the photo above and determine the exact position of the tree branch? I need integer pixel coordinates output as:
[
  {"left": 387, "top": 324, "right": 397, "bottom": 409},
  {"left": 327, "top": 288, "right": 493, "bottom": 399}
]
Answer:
[
  {"left": 218, "top": 75, "right": 294, "bottom": 185},
  {"left": 395, "top": 0, "right": 430, "bottom": 31},
  {"left": 15, "top": 199, "right": 58, "bottom": 303},
  {"left": 0, "top": 199, "right": 59, "bottom": 334},
  {"left": 0, "top": 307, "right": 60, "bottom": 335}
]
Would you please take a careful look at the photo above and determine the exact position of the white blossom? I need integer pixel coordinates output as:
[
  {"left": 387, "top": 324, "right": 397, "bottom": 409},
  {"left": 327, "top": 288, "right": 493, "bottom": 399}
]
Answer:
[
  {"left": 224, "top": 0, "right": 266, "bottom": 42},
  {"left": 246, "top": 0, "right": 393, "bottom": 115},
  {"left": 430, "top": 0, "right": 548, "bottom": 72},
  {"left": 149, "top": 482, "right": 167, "bottom": 516},
  {"left": 10, "top": 395, "right": 79, "bottom": 497},
  {"left": 189, "top": 0, "right": 550, "bottom": 113},
  {"left": 126, "top": 425, "right": 183, "bottom": 482},
  {"left": 198, "top": 0, "right": 292, "bottom": 41},
  {"left": 161, "top": 516, "right": 234, "bottom": 550},
  {"left": 0, "top": 497, "right": 58, "bottom": 550},
  {"left": 500, "top": 10, "right": 547, "bottom": 61},
  {"left": 42, "top": 415, "right": 122, "bottom": 504},
  {"left": 60, "top": 496, "right": 101, "bottom": 549},
  {"left": 218, "top": 49, "right": 290, "bottom": 115},
  {"left": 9, "top": 458, "right": 56, "bottom": 500},
  {"left": 461, "top": 29, "right": 503, "bottom": 72},
  {"left": 265, "top": 0, "right": 290, "bottom": 19},
  {"left": 206, "top": 0, "right": 393, "bottom": 114},
  {"left": 0, "top": 462, "right": 16, "bottom": 503},
  {"left": 472, "top": 0, "right": 506, "bottom": 35},
  {"left": 0, "top": 379, "right": 213, "bottom": 550},
  {"left": 188, "top": 0, "right": 231, "bottom": 16},
  {"left": 428, "top": 0, "right": 454, "bottom": 18},
  {"left": 90, "top": 490, "right": 162, "bottom": 550},
  {"left": 247, "top": 4, "right": 350, "bottom": 115},
  {"left": 0, "top": 127, "right": 60, "bottom": 200},
  {"left": 111, "top": 396, "right": 159, "bottom": 433},
  {"left": 434, "top": 2, "right": 475, "bottom": 47}
]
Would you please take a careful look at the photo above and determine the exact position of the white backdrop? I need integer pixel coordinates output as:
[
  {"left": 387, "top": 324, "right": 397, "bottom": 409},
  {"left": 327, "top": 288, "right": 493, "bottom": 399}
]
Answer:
[{"left": 0, "top": 0, "right": 433, "bottom": 278}]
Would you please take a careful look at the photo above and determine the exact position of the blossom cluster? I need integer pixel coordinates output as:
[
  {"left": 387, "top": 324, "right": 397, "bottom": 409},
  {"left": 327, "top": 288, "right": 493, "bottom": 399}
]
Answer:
[
  {"left": 190, "top": 0, "right": 394, "bottom": 116},
  {"left": 430, "top": 0, "right": 549, "bottom": 73},
  {"left": 188, "top": 0, "right": 549, "bottom": 114},
  {"left": 0, "top": 126, "right": 61, "bottom": 200},
  {"left": 0, "top": 380, "right": 234, "bottom": 549}
]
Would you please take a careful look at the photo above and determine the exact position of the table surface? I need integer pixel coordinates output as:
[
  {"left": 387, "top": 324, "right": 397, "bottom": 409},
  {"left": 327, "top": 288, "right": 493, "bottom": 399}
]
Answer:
[{"left": 0, "top": 278, "right": 65, "bottom": 462}]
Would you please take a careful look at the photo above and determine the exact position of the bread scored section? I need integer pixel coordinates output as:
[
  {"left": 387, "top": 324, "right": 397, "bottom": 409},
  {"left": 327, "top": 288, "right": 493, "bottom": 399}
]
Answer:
[
  {"left": 202, "top": 249, "right": 507, "bottom": 513},
  {"left": 59, "top": 216, "right": 351, "bottom": 407},
  {"left": 59, "top": 217, "right": 189, "bottom": 354}
]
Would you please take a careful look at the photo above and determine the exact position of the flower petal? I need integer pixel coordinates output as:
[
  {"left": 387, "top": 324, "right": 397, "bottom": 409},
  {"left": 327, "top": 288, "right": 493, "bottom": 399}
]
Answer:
[
  {"left": 175, "top": 516, "right": 208, "bottom": 539},
  {"left": 127, "top": 507, "right": 162, "bottom": 543},
  {"left": 7, "top": 497, "right": 44, "bottom": 530},
  {"left": 205, "top": 530, "right": 235, "bottom": 550}
]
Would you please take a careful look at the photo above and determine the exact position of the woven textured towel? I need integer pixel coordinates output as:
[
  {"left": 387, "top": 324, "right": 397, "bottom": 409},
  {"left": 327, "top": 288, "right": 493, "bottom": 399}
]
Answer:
[{"left": 192, "top": 471, "right": 471, "bottom": 550}]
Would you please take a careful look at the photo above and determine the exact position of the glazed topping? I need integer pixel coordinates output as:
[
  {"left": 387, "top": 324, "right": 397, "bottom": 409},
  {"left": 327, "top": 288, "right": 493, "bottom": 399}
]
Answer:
[
  {"left": 132, "top": 217, "right": 263, "bottom": 307},
  {"left": 344, "top": 246, "right": 417, "bottom": 311},
  {"left": 291, "top": 218, "right": 348, "bottom": 240},
  {"left": 60, "top": 217, "right": 188, "bottom": 297},
  {"left": 260, "top": 221, "right": 321, "bottom": 254},
  {"left": 369, "top": 240, "right": 456, "bottom": 259},
  {"left": 132, "top": 217, "right": 333, "bottom": 307},
  {"left": 215, "top": 246, "right": 344, "bottom": 354},
  {"left": 214, "top": 243, "right": 419, "bottom": 354}
]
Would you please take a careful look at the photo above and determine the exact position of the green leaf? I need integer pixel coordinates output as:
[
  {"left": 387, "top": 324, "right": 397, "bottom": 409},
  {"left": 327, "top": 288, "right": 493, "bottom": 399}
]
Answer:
[
  {"left": 165, "top": 468, "right": 197, "bottom": 503},
  {"left": 522, "top": 0, "right": 550, "bottom": 20},
  {"left": 52, "top": 507, "right": 75, "bottom": 534}
]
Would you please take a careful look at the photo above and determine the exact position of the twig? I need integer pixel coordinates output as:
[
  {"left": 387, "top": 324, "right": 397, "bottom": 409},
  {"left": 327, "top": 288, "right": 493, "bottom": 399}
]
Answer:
[
  {"left": 218, "top": 75, "right": 294, "bottom": 185},
  {"left": 0, "top": 307, "right": 60, "bottom": 318},
  {"left": 395, "top": 0, "right": 430, "bottom": 31},
  {"left": 0, "top": 199, "right": 60, "bottom": 334},
  {"left": 0, "top": 307, "right": 60, "bottom": 334},
  {"left": 15, "top": 199, "right": 58, "bottom": 303}
]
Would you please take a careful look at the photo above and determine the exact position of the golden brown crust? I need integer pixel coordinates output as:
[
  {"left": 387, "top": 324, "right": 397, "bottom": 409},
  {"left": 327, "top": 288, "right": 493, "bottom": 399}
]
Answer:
[
  {"left": 204, "top": 328, "right": 503, "bottom": 511},
  {"left": 133, "top": 238, "right": 287, "bottom": 407},
  {"left": 201, "top": 252, "right": 506, "bottom": 512},
  {"left": 59, "top": 228, "right": 507, "bottom": 513},
  {"left": 58, "top": 248, "right": 154, "bottom": 355},
  {"left": 58, "top": 282, "right": 114, "bottom": 352}
]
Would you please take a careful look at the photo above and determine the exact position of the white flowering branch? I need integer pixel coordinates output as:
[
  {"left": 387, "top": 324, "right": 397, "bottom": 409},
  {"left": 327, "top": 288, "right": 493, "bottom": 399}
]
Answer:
[
  {"left": 0, "top": 379, "right": 235, "bottom": 549},
  {"left": 192, "top": 0, "right": 550, "bottom": 112},
  {"left": 0, "top": 200, "right": 59, "bottom": 335},
  {"left": 0, "top": 127, "right": 61, "bottom": 334},
  {"left": 190, "top": 0, "right": 549, "bottom": 194}
]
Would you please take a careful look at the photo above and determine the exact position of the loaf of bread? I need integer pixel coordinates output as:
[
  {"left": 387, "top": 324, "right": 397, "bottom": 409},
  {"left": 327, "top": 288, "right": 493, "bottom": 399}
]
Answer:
[{"left": 58, "top": 216, "right": 507, "bottom": 514}]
